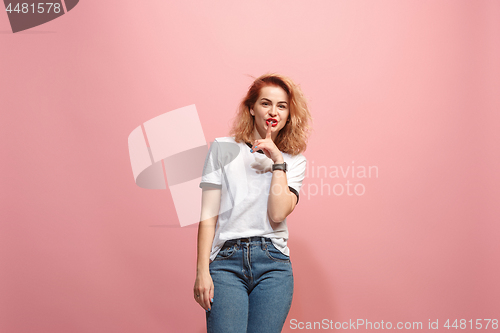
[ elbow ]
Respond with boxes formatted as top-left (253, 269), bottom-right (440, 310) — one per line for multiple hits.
top-left (269, 211), bottom-right (286, 223)
top-left (268, 193), bottom-right (295, 223)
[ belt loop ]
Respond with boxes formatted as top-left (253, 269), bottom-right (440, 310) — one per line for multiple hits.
top-left (261, 237), bottom-right (266, 250)
top-left (237, 239), bottom-right (241, 247)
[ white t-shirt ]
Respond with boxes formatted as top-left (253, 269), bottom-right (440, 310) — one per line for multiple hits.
top-left (199, 136), bottom-right (307, 261)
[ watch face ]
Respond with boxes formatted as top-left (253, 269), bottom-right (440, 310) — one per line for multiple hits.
top-left (273, 162), bottom-right (287, 172)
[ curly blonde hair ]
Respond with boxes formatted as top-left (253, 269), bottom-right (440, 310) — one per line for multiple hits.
top-left (229, 73), bottom-right (313, 155)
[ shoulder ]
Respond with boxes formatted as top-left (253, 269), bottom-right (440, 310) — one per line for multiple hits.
top-left (211, 137), bottom-right (245, 151)
top-left (212, 136), bottom-right (238, 144)
top-left (282, 151), bottom-right (307, 165)
top-left (209, 137), bottom-right (242, 158)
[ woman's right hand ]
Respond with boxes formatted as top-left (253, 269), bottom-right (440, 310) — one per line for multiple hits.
top-left (194, 270), bottom-right (214, 311)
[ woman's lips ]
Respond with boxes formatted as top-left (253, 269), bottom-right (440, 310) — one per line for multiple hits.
top-left (266, 119), bottom-right (278, 127)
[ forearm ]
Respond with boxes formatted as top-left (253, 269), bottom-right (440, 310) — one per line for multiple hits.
top-left (196, 217), bottom-right (217, 273)
top-left (267, 167), bottom-right (295, 223)
top-left (196, 188), bottom-right (220, 273)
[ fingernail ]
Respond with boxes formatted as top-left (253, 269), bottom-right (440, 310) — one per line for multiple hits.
top-left (206, 308), bottom-right (211, 312)
top-left (211, 298), bottom-right (214, 303)
top-left (250, 149), bottom-right (253, 153)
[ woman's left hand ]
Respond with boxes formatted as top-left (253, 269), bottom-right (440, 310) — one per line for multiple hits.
top-left (252, 123), bottom-right (284, 164)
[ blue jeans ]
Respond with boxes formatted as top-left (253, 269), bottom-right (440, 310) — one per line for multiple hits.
top-left (206, 237), bottom-right (294, 333)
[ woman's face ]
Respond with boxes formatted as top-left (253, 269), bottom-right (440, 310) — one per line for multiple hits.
top-left (250, 85), bottom-right (289, 141)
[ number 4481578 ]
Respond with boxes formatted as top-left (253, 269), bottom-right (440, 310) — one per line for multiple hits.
top-left (5, 3), bottom-right (62, 14)
top-left (444, 319), bottom-right (498, 329)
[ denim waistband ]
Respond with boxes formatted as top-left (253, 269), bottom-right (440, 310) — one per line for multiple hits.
top-left (222, 237), bottom-right (271, 248)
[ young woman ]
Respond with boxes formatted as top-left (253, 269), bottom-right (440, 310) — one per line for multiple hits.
top-left (194, 73), bottom-right (312, 333)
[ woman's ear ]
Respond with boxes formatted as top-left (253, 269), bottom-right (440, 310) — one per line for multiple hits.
top-left (250, 108), bottom-right (254, 116)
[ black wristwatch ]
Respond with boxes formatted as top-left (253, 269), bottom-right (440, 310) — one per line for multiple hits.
top-left (272, 161), bottom-right (287, 172)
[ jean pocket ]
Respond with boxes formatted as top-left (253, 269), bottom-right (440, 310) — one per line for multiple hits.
top-left (214, 244), bottom-right (238, 261)
top-left (265, 243), bottom-right (290, 263)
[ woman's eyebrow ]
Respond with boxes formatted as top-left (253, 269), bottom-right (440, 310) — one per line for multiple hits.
top-left (260, 98), bottom-right (288, 104)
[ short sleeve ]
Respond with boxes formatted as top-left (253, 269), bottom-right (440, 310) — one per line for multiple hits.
top-left (199, 139), bottom-right (222, 189)
top-left (287, 155), bottom-right (307, 204)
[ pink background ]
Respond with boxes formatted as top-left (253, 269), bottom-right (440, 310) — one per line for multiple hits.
top-left (1, 1), bottom-right (499, 332)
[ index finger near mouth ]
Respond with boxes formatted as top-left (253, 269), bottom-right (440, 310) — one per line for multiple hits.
top-left (266, 121), bottom-right (273, 138)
